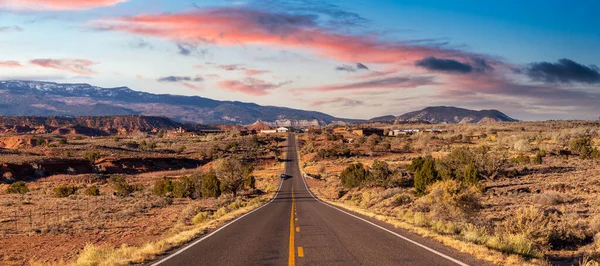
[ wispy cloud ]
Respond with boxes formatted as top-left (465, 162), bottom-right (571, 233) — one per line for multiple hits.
top-left (217, 77), bottom-right (291, 96)
top-left (157, 76), bottom-right (203, 82)
top-left (0, 60), bottom-right (22, 67)
top-left (311, 97), bottom-right (365, 107)
top-left (415, 57), bottom-right (493, 74)
top-left (336, 62), bottom-right (369, 72)
top-left (307, 76), bottom-right (437, 92)
top-left (30, 59), bottom-right (98, 75)
top-left (0, 0), bottom-right (128, 10)
top-left (0, 26), bottom-right (23, 32)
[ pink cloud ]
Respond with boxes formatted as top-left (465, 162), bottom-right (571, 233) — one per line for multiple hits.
top-left (30, 59), bottom-right (98, 75)
top-left (308, 76), bottom-right (437, 92)
top-left (94, 8), bottom-right (480, 64)
top-left (182, 82), bottom-right (203, 91)
top-left (0, 60), bottom-right (22, 67)
top-left (245, 69), bottom-right (270, 76)
top-left (217, 78), bottom-right (290, 96)
top-left (0, 0), bottom-right (128, 10)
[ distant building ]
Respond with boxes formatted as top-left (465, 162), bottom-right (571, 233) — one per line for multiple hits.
top-left (260, 129), bottom-right (277, 134)
top-left (352, 128), bottom-right (384, 136)
top-left (333, 127), bottom-right (349, 134)
top-left (277, 127), bottom-right (289, 133)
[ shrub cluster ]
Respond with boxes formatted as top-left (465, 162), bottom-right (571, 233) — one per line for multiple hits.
top-left (111, 175), bottom-right (134, 197)
top-left (7, 181), bottom-right (29, 194)
top-left (340, 161), bottom-right (408, 189)
top-left (54, 184), bottom-right (78, 198)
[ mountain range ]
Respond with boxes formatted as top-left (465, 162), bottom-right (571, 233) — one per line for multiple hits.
top-left (0, 81), bottom-right (518, 125)
top-left (371, 106), bottom-right (518, 124)
top-left (0, 80), bottom-right (360, 126)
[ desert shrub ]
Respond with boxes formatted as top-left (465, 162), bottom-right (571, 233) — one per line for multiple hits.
top-left (58, 138), bottom-right (68, 145)
top-left (201, 169), bottom-right (221, 198)
top-left (340, 163), bottom-right (368, 188)
top-left (513, 139), bottom-right (531, 152)
top-left (501, 206), bottom-right (552, 247)
top-left (414, 156), bottom-right (438, 195)
top-left (53, 184), bottom-right (78, 198)
top-left (173, 176), bottom-right (198, 198)
top-left (111, 175), bottom-right (133, 197)
top-left (407, 156), bottom-right (426, 173)
top-left (462, 162), bottom-right (480, 185)
top-left (7, 181), bottom-right (29, 194)
top-left (571, 138), bottom-right (595, 159)
top-left (83, 151), bottom-right (102, 163)
top-left (534, 151), bottom-right (543, 164)
top-left (192, 211), bottom-right (212, 225)
top-left (512, 154), bottom-right (530, 165)
top-left (412, 180), bottom-right (480, 222)
top-left (535, 191), bottom-right (566, 205)
top-left (153, 178), bottom-right (174, 196)
top-left (139, 140), bottom-right (158, 151)
top-left (243, 165), bottom-right (255, 190)
top-left (84, 185), bottom-right (100, 196)
top-left (366, 160), bottom-right (396, 188)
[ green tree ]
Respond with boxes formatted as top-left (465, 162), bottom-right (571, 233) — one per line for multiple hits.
top-left (340, 163), bottom-right (368, 188)
top-left (214, 158), bottom-right (245, 197)
top-left (414, 157), bottom-right (438, 195)
top-left (201, 169), bottom-right (221, 198)
top-left (368, 160), bottom-right (393, 187)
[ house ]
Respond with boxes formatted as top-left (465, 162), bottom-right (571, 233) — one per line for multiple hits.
top-left (389, 129), bottom-right (419, 136)
top-left (352, 128), bottom-right (384, 136)
top-left (276, 127), bottom-right (289, 133)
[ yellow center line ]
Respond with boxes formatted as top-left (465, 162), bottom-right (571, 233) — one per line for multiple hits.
top-left (296, 227), bottom-right (300, 233)
top-left (288, 186), bottom-right (295, 266)
top-left (298, 247), bottom-right (304, 257)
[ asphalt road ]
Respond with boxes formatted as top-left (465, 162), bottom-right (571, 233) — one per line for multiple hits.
top-left (152, 134), bottom-right (491, 266)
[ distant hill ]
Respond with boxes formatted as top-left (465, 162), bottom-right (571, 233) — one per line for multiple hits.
top-left (395, 106), bottom-right (518, 124)
top-left (0, 80), bottom-right (363, 126)
top-left (368, 115), bottom-right (397, 122)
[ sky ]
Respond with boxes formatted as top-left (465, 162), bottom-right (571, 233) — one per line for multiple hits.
top-left (0, 0), bottom-right (599, 121)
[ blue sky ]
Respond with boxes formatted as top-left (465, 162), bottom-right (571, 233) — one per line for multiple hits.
top-left (0, 0), bottom-right (599, 120)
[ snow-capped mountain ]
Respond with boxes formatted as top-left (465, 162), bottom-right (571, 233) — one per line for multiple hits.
top-left (0, 80), bottom-right (360, 125)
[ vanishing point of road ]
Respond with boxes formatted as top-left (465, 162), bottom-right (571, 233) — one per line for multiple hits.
top-left (152, 134), bottom-right (491, 266)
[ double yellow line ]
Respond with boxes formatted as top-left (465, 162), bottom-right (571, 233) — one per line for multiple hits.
top-left (289, 186), bottom-right (296, 266)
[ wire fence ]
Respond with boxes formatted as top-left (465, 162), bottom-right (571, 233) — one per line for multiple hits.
top-left (0, 195), bottom-right (121, 235)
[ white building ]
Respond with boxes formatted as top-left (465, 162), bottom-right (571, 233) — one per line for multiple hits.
top-left (276, 127), bottom-right (289, 133)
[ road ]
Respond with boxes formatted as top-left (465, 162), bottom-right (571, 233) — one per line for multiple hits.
top-left (152, 134), bottom-right (491, 266)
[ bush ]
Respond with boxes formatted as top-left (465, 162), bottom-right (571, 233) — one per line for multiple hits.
top-left (173, 175), bottom-right (198, 198)
top-left (367, 160), bottom-right (394, 188)
top-left (58, 138), bottom-right (68, 145)
top-left (193, 212), bottom-right (211, 225)
top-left (85, 185), bottom-right (100, 196)
top-left (83, 151), bottom-right (102, 163)
top-left (570, 138), bottom-right (594, 159)
top-left (201, 169), bottom-right (221, 198)
top-left (414, 157), bottom-right (438, 195)
top-left (214, 158), bottom-right (245, 197)
top-left (340, 163), bottom-right (368, 188)
top-left (153, 178), bottom-right (174, 196)
top-left (111, 175), bottom-right (133, 197)
top-left (463, 162), bottom-right (480, 185)
top-left (7, 181), bottom-right (29, 194)
top-left (534, 152), bottom-right (543, 164)
top-left (413, 179), bottom-right (480, 222)
top-left (53, 184), bottom-right (78, 198)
